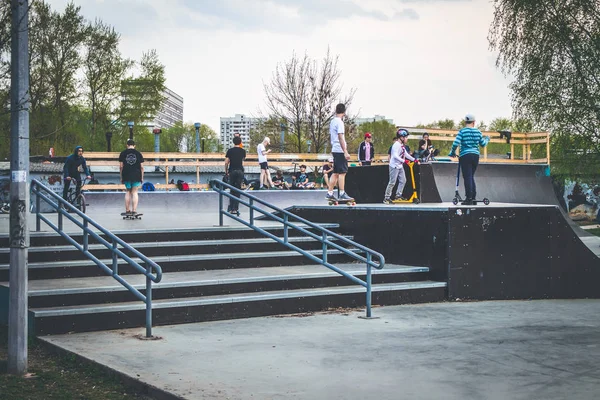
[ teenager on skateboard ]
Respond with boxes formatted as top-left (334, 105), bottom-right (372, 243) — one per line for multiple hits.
top-left (119, 139), bottom-right (144, 217)
top-left (326, 103), bottom-right (354, 203)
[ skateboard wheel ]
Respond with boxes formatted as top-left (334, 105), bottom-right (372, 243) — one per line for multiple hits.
top-left (483, 198), bottom-right (490, 205)
top-left (452, 198), bottom-right (458, 205)
top-left (413, 198), bottom-right (420, 204)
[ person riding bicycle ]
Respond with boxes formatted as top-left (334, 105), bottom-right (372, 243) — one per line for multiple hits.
top-left (63, 145), bottom-right (91, 202)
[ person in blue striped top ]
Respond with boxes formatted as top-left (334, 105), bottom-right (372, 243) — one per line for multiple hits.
top-left (448, 114), bottom-right (490, 205)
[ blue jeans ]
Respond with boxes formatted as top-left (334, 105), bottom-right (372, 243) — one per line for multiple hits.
top-left (460, 153), bottom-right (479, 199)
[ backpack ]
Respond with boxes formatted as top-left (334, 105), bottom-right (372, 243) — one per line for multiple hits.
top-left (142, 182), bottom-right (155, 191)
top-left (177, 179), bottom-right (190, 191)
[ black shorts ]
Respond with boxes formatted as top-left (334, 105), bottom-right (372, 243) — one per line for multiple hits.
top-left (332, 152), bottom-right (348, 174)
top-left (259, 162), bottom-right (268, 170)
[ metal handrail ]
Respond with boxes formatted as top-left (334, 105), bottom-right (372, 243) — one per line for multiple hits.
top-left (210, 179), bottom-right (385, 317)
top-left (30, 179), bottom-right (162, 337)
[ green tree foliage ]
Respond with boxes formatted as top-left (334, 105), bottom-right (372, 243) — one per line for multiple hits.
top-left (0, 1), bottom-right (167, 159)
top-left (347, 120), bottom-right (397, 154)
top-left (83, 19), bottom-right (133, 151)
top-left (159, 122), bottom-right (218, 153)
top-left (249, 117), bottom-right (299, 153)
top-left (489, 0), bottom-right (600, 175)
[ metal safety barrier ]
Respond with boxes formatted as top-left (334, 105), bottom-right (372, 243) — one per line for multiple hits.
top-left (31, 179), bottom-right (162, 337)
top-left (210, 179), bottom-right (385, 317)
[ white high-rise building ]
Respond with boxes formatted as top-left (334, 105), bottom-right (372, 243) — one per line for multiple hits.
top-left (220, 114), bottom-right (262, 149)
top-left (152, 88), bottom-right (183, 129)
top-left (354, 115), bottom-right (394, 126)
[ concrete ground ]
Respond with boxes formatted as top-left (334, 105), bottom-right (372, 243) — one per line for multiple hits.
top-left (40, 300), bottom-right (600, 400)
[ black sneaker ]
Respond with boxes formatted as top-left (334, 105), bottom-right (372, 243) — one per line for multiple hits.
top-left (461, 198), bottom-right (474, 205)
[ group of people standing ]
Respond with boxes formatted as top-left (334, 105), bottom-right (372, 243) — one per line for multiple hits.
top-left (63, 108), bottom-right (488, 216)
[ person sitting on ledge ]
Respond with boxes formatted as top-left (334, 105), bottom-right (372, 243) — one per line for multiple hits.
top-left (292, 164), bottom-right (315, 189)
top-left (272, 170), bottom-right (290, 190)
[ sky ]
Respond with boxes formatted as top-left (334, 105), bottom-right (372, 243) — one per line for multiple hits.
top-left (49, 0), bottom-right (513, 131)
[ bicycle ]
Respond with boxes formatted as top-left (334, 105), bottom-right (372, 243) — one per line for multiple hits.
top-left (63, 178), bottom-right (88, 213)
top-left (0, 178), bottom-right (9, 214)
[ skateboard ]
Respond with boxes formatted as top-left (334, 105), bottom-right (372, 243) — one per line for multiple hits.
top-left (121, 212), bottom-right (143, 220)
top-left (328, 198), bottom-right (356, 206)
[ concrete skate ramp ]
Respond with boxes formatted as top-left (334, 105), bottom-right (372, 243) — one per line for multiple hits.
top-left (427, 162), bottom-right (555, 204)
top-left (85, 189), bottom-right (327, 215)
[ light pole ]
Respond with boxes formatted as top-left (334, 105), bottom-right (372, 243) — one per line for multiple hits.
top-left (194, 122), bottom-right (201, 153)
top-left (105, 131), bottom-right (113, 152)
top-left (201, 137), bottom-right (206, 153)
top-left (127, 121), bottom-right (134, 140)
top-left (153, 128), bottom-right (161, 172)
top-left (280, 123), bottom-right (285, 153)
top-left (307, 140), bottom-right (312, 153)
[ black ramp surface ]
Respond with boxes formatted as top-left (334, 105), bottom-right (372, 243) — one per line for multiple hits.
top-left (429, 162), bottom-right (555, 204)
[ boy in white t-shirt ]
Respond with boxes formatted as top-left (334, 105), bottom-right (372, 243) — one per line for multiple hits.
top-left (326, 103), bottom-right (353, 202)
top-left (257, 136), bottom-right (273, 189)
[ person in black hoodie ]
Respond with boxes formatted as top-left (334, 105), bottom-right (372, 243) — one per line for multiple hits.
top-left (62, 146), bottom-right (91, 202)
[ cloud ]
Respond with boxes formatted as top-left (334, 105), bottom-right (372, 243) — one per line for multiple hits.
top-left (393, 9), bottom-right (420, 20)
top-left (176, 0), bottom-right (393, 34)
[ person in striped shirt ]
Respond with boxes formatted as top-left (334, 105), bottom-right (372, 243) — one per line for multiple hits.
top-left (449, 114), bottom-right (490, 205)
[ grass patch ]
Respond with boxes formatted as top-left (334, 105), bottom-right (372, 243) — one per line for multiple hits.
top-left (585, 228), bottom-right (600, 237)
top-left (0, 325), bottom-right (153, 400)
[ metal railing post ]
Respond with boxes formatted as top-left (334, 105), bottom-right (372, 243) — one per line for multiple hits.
top-left (35, 185), bottom-right (40, 232)
top-left (146, 263), bottom-right (153, 338)
top-left (83, 219), bottom-right (89, 252)
top-left (112, 240), bottom-right (118, 276)
top-left (249, 199), bottom-right (254, 225)
top-left (366, 253), bottom-right (372, 318)
top-left (58, 206), bottom-right (63, 231)
top-left (322, 231), bottom-right (328, 264)
top-left (283, 214), bottom-right (288, 243)
top-left (218, 186), bottom-right (223, 226)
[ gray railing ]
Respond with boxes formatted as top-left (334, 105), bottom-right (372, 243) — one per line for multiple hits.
top-left (210, 179), bottom-right (385, 317)
top-left (30, 179), bottom-right (162, 337)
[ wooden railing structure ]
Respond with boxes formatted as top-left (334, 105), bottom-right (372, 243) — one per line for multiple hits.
top-left (402, 127), bottom-right (551, 164)
top-left (82, 129), bottom-right (549, 191)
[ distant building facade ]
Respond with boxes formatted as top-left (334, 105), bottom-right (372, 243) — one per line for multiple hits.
top-left (152, 88), bottom-right (184, 129)
top-left (354, 115), bottom-right (394, 126)
top-left (121, 83), bottom-right (183, 130)
top-left (220, 114), bottom-right (262, 149)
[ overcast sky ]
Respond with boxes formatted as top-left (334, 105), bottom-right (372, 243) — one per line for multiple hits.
top-left (49, 0), bottom-right (513, 131)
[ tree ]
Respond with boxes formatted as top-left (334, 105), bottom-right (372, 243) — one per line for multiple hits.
top-left (263, 52), bottom-right (310, 152)
top-left (118, 49), bottom-right (166, 148)
top-left (488, 117), bottom-right (512, 132)
top-left (249, 117), bottom-right (297, 153)
top-left (262, 50), bottom-right (355, 153)
top-left (349, 120), bottom-right (396, 154)
top-left (82, 19), bottom-right (132, 150)
top-left (307, 49), bottom-right (356, 153)
top-left (489, 0), bottom-right (600, 171)
top-left (160, 122), bottom-right (218, 153)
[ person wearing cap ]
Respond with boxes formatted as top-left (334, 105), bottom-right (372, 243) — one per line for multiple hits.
top-left (257, 136), bottom-right (273, 189)
top-left (322, 157), bottom-right (334, 188)
top-left (62, 145), bottom-right (91, 203)
top-left (448, 114), bottom-right (490, 205)
top-left (383, 129), bottom-right (418, 204)
top-left (327, 103), bottom-right (354, 202)
top-left (119, 139), bottom-right (145, 215)
top-left (358, 132), bottom-right (375, 166)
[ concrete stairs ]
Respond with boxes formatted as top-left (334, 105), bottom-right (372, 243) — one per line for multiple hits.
top-left (0, 224), bottom-right (447, 335)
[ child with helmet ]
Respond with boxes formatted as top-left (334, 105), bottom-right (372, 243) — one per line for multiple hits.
top-left (383, 129), bottom-right (418, 204)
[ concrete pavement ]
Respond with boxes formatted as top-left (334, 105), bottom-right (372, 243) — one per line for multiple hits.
top-left (40, 300), bottom-right (600, 400)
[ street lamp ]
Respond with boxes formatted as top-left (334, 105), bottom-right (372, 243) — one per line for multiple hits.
top-left (307, 140), bottom-right (312, 153)
top-left (280, 123), bottom-right (285, 153)
top-left (153, 128), bottom-right (161, 171)
top-left (201, 138), bottom-right (206, 153)
top-left (127, 121), bottom-right (134, 140)
top-left (194, 122), bottom-right (201, 153)
top-left (105, 131), bottom-right (113, 152)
